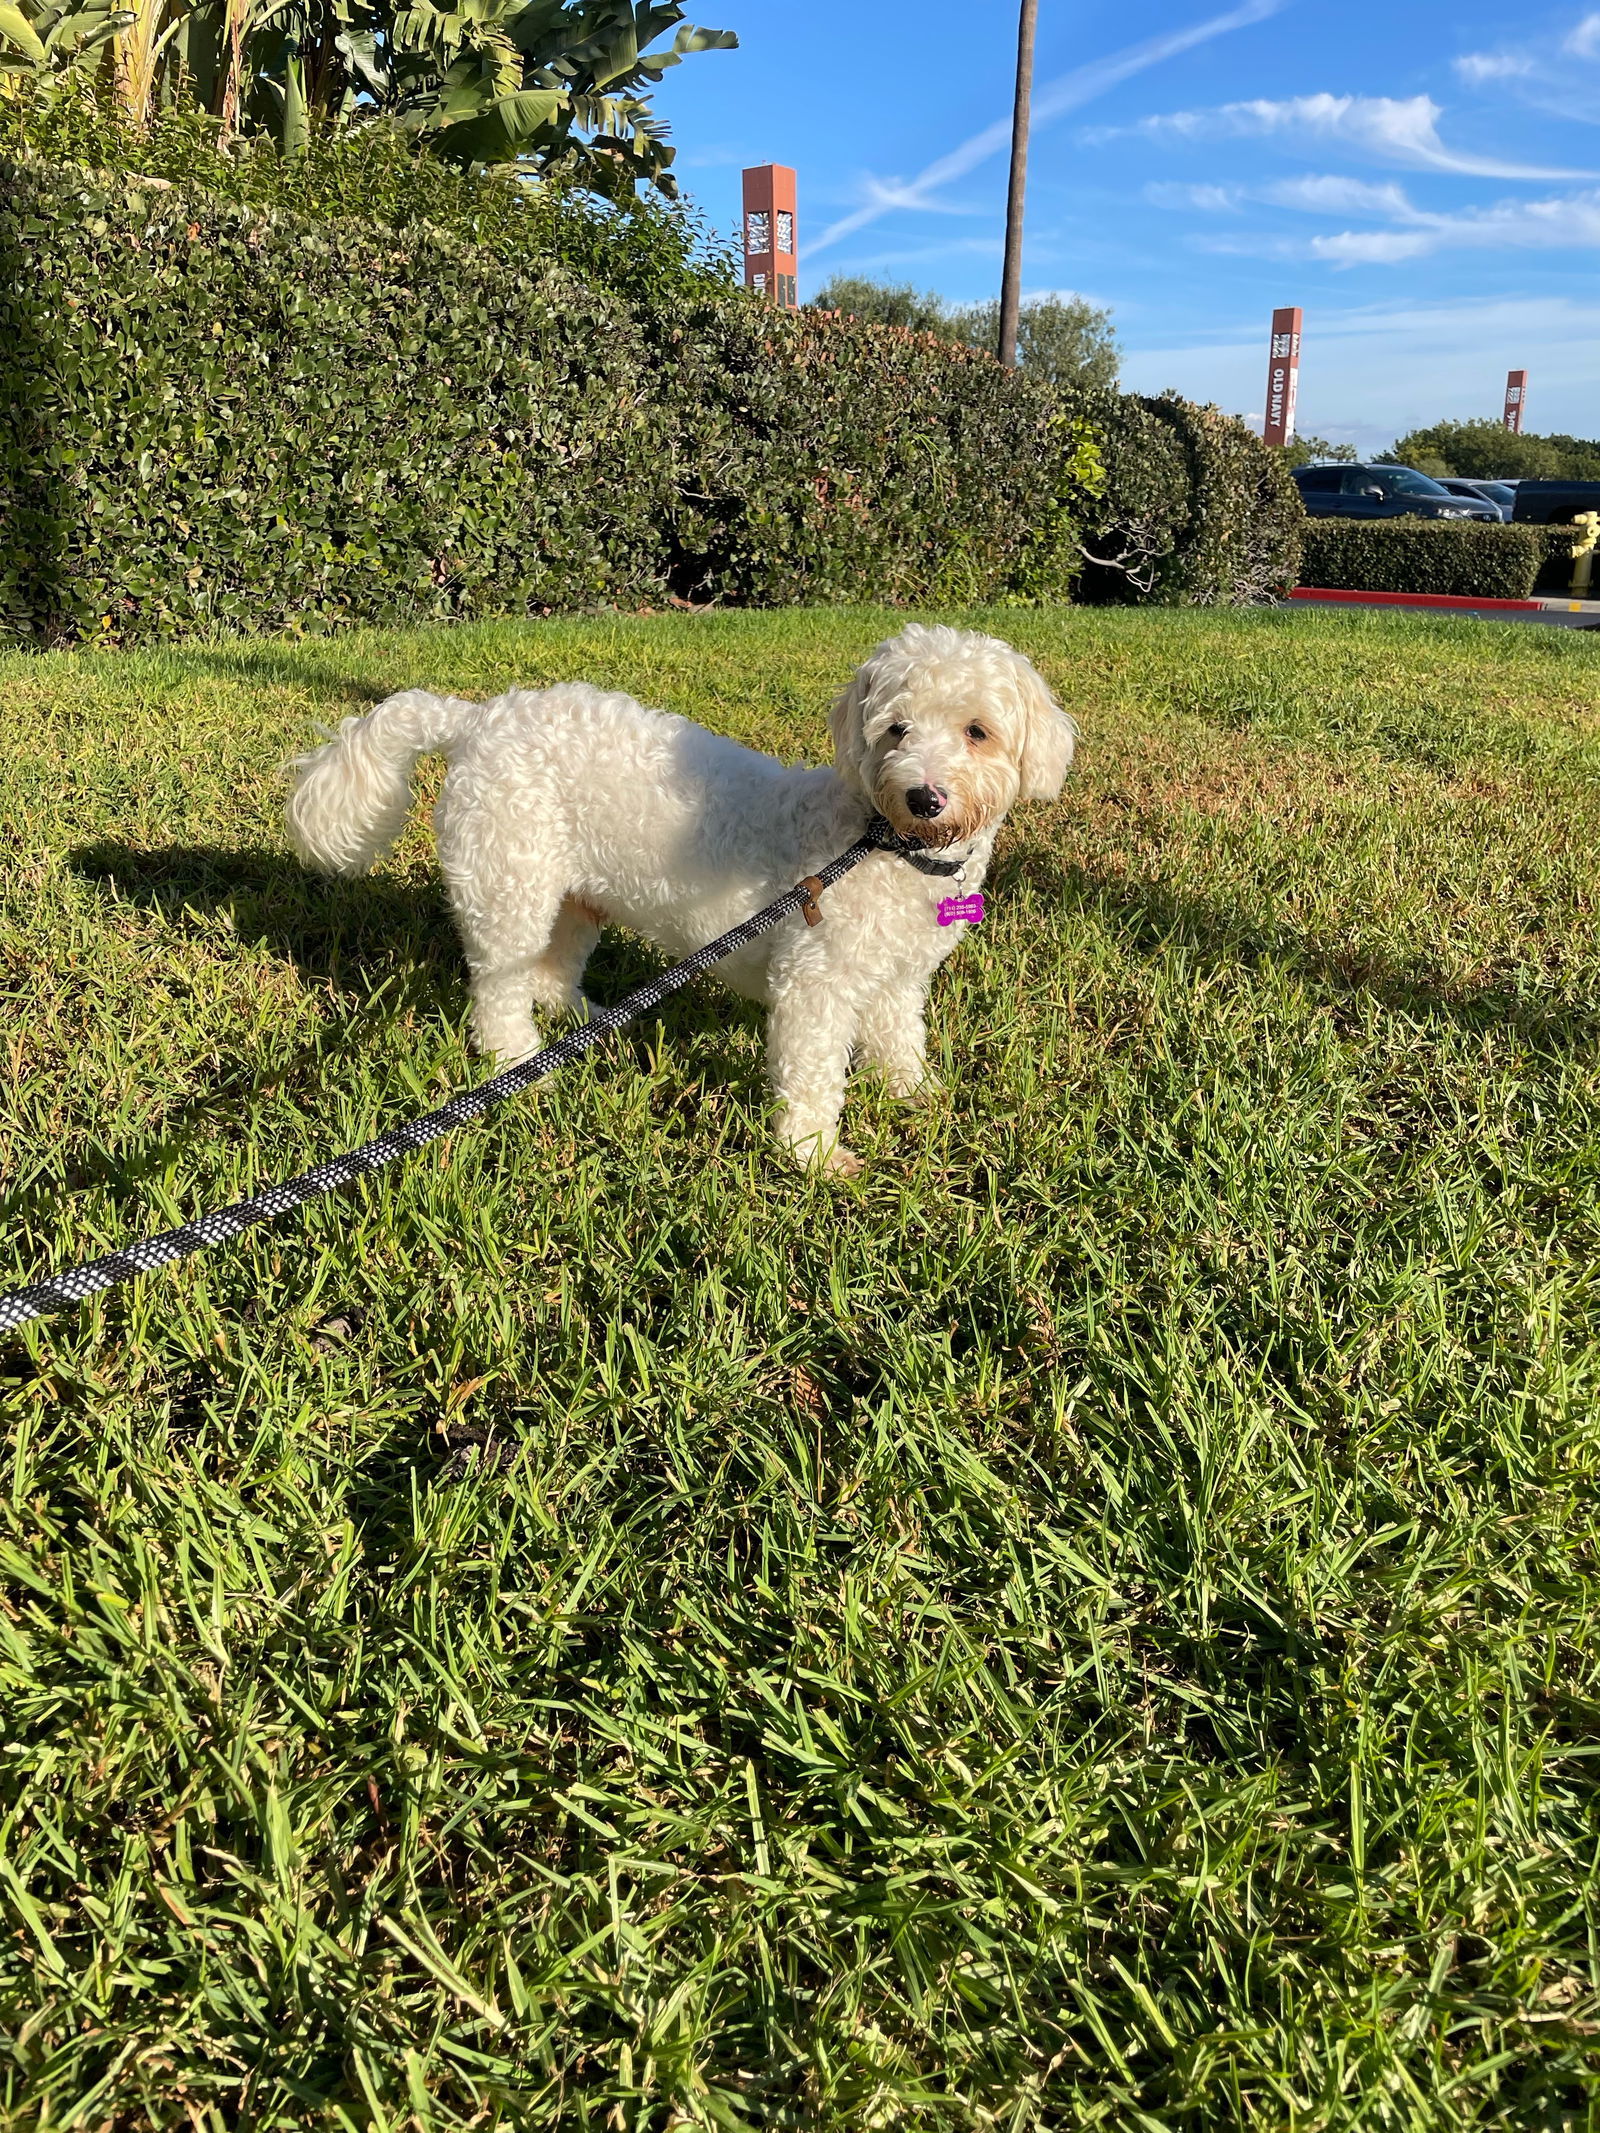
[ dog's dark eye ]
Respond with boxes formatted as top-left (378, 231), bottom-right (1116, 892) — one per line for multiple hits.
top-left (886, 722), bottom-right (908, 741)
top-left (965, 723), bottom-right (989, 743)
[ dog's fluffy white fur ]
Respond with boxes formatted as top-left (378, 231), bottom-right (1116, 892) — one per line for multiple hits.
top-left (286, 622), bottom-right (1073, 1171)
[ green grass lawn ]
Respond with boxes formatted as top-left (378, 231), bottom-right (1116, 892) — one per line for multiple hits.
top-left (5, 604), bottom-right (1600, 2129)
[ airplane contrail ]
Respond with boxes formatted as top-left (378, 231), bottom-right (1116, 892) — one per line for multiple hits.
top-left (808, 0), bottom-right (1289, 258)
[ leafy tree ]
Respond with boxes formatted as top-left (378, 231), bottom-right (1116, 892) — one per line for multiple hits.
top-left (946, 293), bottom-right (1119, 393)
top-left (809, 277), bottom-right (1120, 392)
top-left (1537, 435), bottom-right (1600, 479)
top-left (0, 0), bottom-right (736, 188)
top-left (378, 0), bottom-right (737, 186)
top-left (1386, 420), bottom-right (1600, 482)
top-left (809, 276), bottom-right (952, 336)
top-left (1278, 433), bottom-right (1357, 468)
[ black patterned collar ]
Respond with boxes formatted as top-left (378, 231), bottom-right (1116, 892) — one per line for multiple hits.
top-left (864, 814), bottom-right (969, 878)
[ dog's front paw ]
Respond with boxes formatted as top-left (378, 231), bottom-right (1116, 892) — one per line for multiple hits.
top-left (777, 1113), bottom-right (862, 1178)
top-left (880, 1062), bottom-right (931, 1102)
top-left (531, 984), bottom-right (597, 1023)
top-left (475, 1017), bottom-right (542, 1065)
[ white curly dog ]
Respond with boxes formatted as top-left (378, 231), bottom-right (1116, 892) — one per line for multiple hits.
top-left (286, 622), bottom-right (1073, 1173)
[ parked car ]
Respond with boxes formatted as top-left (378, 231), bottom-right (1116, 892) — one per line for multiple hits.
top-left (1510, 479), bottom-right (1600, 525)
top-left (1434, 477), bottom-right (1517, 521)
top-left (1291, 463), bottom-right (1500, 521)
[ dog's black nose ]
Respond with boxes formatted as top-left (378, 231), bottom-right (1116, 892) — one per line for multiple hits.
top-left (905, 784), bottom-right (948, 819)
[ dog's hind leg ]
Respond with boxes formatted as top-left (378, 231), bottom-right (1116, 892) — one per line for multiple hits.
top-left (456, 898), bottom-right (601, 1062)
top-left (464, 936), bottom-right (560, 1064)
top-left (526, 897), bottom-right (603, 1020)
top-left (434, 765), bottom-right (594, 1062)
top-left (439, 841), bottom-right (569, 1064)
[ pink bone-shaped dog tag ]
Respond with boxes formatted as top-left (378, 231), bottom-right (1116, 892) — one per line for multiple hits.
top-left (937, 893), bottom-right (986, 927)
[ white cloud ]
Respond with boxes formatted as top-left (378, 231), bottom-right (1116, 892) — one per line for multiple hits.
top-left (1453, 52), bottom-right (1535, 84)
top-left (1310, 188), bottom-right (1600, 262)
top-left (1149, 167), bottom-right (1588, 237)
top-left (807, 0), bottom-right (1288, 258)
top-left (1186, 184), bottom-right (1600, 265)
top-left (1307, 230), bottom-right (1435, 264)
top-left (1097, 92), bottom-right (1593, 179)
top-left (1446, 16), bottom-right (1600, 124)
top-left (858, 177), bottom-right (984, 217)
top-left (1145, 174), bottom-right (1418, 217)
top-left (1260, 175), bottom-right (1418, 215)
top-left (1157, 168), bottom-right (1600, 267)
top-left (1144, 181), bottom-right (1246, 211)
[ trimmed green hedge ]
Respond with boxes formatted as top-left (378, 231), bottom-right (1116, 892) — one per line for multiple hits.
top-left (2, 150), bottom-right (1303, 646)
top-left (1144, 394), bottom-right (1304, 605)
top-left (1073, 390), bottom-right (1302, 606)
top-left (1073, 392), bottom-right (1190, 604)
top-left (1, 157), bottom-right (1102, 645)
top-left (657, 307), bottom-right (1100, 608)
top-left (0, 92), bottom-right (738, 305)
top-left (2, 163), bottom-right (670, 641)
top-left (1298, 518), bottom-right (1549, 600)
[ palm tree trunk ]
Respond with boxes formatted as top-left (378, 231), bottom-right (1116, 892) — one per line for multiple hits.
top-left (998, 0), bottom-right (1038, 368)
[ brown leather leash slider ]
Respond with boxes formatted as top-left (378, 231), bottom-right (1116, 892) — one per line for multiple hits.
top-left (799, 876), bottom-right (826, 926)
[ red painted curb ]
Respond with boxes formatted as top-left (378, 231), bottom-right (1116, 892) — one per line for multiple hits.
top-left (1290, 587), bottom-right (1541, 612)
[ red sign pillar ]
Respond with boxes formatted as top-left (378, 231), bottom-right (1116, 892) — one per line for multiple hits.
top-left (1262, 307), bottom-right (1303, 449)
top-left (1503, 369), bottom-right (1528, 433)
top-left (742, 165), bottom-right (798, 309)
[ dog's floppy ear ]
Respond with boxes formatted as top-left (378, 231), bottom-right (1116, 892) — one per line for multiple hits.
top-left (1013, 660), bottom-right (1076, 801)
top-left (828, 670), bottom-right (872, 796)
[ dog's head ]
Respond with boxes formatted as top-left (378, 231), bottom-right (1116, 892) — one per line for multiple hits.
top-left (828, 623), bottom-right (1074, 846)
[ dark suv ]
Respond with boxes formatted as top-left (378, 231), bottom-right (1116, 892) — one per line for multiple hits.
top-left (1292, 463), bottom-right (1500, 522)
top-left (1510, 479), bottom-right (1600, 525)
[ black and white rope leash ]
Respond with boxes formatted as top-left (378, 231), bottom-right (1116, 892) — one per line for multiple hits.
top-left (0, 817), bottom-right (963, 1336)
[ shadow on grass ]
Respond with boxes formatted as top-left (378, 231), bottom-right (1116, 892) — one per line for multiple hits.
top-left (155, 624), bottom-right (602, 708)
top-left (59, 835), bottom-right (765, 1140)
top-left (4, 844), bottom-right (770, 1385)
top-left (0, 839), bottom-right (769, 1304)
top-left (0, 844), bottom-right (457, 1227)
top-left (1003, 844), bottom-right (1600, 1052)
top-left (156, 642), bottom-right (399, 708)
top-left (68, 839), bottom-right (762, 1033)
top-left (70, 839), bottom-right (459, 990)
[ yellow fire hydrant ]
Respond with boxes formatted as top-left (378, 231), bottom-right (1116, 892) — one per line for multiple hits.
top-left (1570, 512), bottom-right (1600, 599)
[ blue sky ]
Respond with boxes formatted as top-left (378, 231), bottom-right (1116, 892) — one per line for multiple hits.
top-left (652, 1), bottom-right (1599, 449)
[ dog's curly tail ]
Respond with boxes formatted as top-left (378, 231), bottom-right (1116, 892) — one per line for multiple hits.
top-left (286, 689), bottom-right (479, 878)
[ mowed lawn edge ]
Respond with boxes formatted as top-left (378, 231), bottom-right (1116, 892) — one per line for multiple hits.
top-left (4, 604), bottom-right (1600, 2129)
